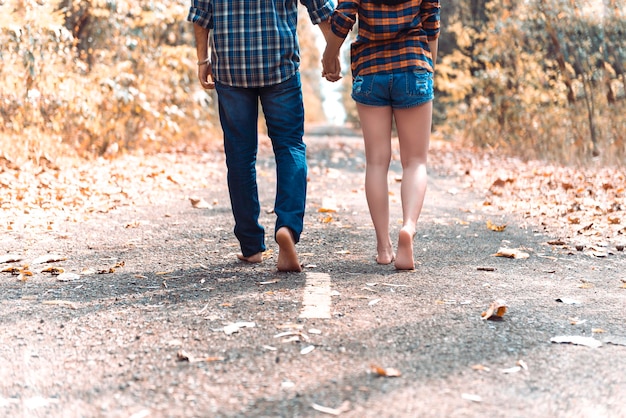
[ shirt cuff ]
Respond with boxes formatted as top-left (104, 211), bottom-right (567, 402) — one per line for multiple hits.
top-left (187, 7), bottom-right (213, 29)
top-left (307, 1), bottom-right (335, 25)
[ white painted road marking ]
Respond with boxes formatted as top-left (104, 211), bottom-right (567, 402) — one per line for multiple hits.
top-left (299, 272), bottom-right (332, 319)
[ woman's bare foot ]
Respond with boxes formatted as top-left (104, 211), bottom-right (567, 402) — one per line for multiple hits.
top-left (237, 252), bottom-right (263, 263)
top-left (276, 227), bottom-right (302, 272)
top-left (376, 248), bottom-right (395, 265)
top-left (394, 228), bottom-right (415, 270)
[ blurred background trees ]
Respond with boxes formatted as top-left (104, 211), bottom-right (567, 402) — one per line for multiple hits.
top-left (1, 0), bottom-right (624, 165)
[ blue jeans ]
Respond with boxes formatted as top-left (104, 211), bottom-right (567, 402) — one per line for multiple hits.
top-left (351, 69), bottom-right (434, 108)
top-left (215, 73), bottom-right (307, 257)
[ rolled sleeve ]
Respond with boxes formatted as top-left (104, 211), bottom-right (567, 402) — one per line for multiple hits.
top-left (301, 0), bottom-right (335, 25)
top-left (187, 1), bottom-right (213, 29)
top-left (421, 0), bottom-right (440, 41)
top-left (329, 1), bottom-right (357, 39)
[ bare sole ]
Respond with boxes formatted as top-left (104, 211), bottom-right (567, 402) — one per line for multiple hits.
top-left (394, 229), bottom-right (415, 270)
top-left (276, 227), bottom-right (302, 272)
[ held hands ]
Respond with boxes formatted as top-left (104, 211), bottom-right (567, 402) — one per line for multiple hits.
top-left (321, 47), bottom-right (341, 82)
top-left (197, 61), bottom-right (215, 90)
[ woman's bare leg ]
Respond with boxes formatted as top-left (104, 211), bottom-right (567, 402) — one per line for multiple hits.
top-left (356, 103), bottom-right (395, 264)
top-left (393, 101), bottom-right (432, 270)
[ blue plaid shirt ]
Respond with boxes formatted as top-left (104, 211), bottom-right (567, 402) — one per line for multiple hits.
top-left (188, 0), bottom-right (334, 88)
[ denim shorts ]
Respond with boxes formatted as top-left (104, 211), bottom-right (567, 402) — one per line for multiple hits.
top-left (351, 69), bottom-right (434, 108)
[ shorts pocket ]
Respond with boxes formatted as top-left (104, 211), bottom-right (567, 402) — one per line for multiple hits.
top-left (406, 69), bottom-right (433, 97)
top-left (352, 75), bottom-right (374, 97)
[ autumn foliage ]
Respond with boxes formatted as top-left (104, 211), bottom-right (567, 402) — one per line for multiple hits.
top-left (0, 0), bottom-right (624, 166)
top-left (436, 0), bottom-right (625, 164)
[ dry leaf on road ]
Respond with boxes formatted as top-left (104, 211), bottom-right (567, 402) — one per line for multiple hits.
top-left (493, 248), bottom-right (530, 259)
top-left (486, 220), bottom-right (507, 231)
top-left (550, 335), bottom-right (602, 348)
top-left (189, 196), bottom-right (211, 209)
top-left (311, 401), bottom-right (351, 416)
top-left (223, 321), bottom-right (256, 335)
top-left (481, 299), bottom-right (507, 320)
top-left (32, 254), bottom-right (67, 264)
top-left (370, 364), bottom-right (402, 377)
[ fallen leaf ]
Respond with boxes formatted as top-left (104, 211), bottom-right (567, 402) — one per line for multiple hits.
top-left (603, 336), bottom-right (626, 346)
top-left (189, 196), bottom-right (211, 209)
top-left (41, 266), bottom-right (65, 275)
top-left (176, 350), bottom-right (193, 362)
top-left (257, 279), bottom-right (280, 285)
top-left (0, 254), bottom-right (22, 264)
top-left (320, 214), bottom-right (333, 223)
top-left (57, 272), bottom-right (80, 282)
top-left (486, 220), bottom-right (507, 232)
top-left (607, 215), bottom-right (621, 225)
top-left (42, 300), bottom-right (78, 310)
top-left (547, 239), bottom-right (567, 245)
top-left (368, 298), bottom-right (381, 306)
top-left (550, 335), bottom-right (602, 348)
top-left (176, 350), bottom-right (224, 363)
top-left (300, 345), bottom-right (315, 355)
top-left (311, 401), bottom-right (351, 416)
top-left (501, 366), bottom-right (522, 374)
top-left (481, 299), bottom-right (507, 320)
top-left (568, 216), bottom-right (581, 224)
top-left (32, 254), bottom-right (67, 264)
top-left (493, 248), bottom-right (529, 259)
top-left (370, 364), bottom-right (402, 377)
top-left (555, 298), bottom-right (581, 304)
top-left (461, 393), bottom-right (483, 403)
top-left (223, 321), bottom-right (255, 335)
top-left (318, 197), bottom-right (338, 213)
top-left (471, 364), bottom-right (490, 372)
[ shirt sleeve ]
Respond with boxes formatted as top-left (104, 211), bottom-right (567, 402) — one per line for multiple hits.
top-left (420, 0), bottom-right (440, 41)
top-left (330, 1), bottom-right (358, 39)
top-left (187, 0), bottom-right (213, 29)
top-left (301, 0), bottom-right (335, 25)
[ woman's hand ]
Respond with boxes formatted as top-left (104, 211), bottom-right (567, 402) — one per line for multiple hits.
top-left (321, 48), bottom-right (342, 82)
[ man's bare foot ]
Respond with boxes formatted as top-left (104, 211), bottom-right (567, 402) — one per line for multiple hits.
top-left (276, 227), bottom-right (302, 272)
top-left (237, 252), bottom-right (263, 263)
top-left (394, 228), bottom-right (415, 270)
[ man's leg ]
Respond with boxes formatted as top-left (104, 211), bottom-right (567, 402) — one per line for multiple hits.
top-left (215, 82), bottom-right (265, 260)
top-left (260, 73), bottom-right (306, 272)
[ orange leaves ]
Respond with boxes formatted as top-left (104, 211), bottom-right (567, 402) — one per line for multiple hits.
top-left (481, 299), bottom-right (508, 320)
top-left (370, 364), bottom-right (402, 377)
top-left (471, 159), bottom-right (625, 253)
top-left (486, 219), bottom-right (507, 232)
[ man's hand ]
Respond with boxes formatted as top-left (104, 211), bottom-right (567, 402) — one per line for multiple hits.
top-left (198, 62), bottom-right (215, 90)
top-left (321, 48), bottom-right (341, 82)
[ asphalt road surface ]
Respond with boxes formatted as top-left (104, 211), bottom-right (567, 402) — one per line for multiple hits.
top-left (1, 133), bottom-right (625, 417)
